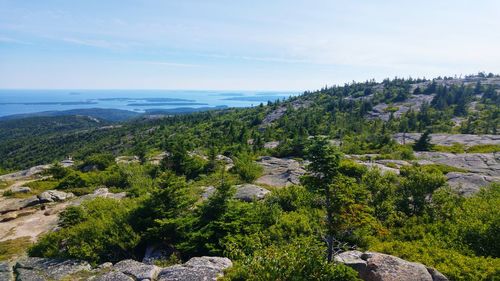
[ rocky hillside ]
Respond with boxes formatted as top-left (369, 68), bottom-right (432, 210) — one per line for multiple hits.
top-left (0, 73), bottom-right (498, 281)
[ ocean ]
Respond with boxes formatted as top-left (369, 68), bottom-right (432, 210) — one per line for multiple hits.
top-left (0, 89), bottom-right (298, 117)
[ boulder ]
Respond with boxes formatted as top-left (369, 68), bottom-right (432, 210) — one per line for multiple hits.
top-left (94, 271), bottom-right (134, 281)
top-left (234, 184), bottom-right (270, 202)
top-left (0, 196), bottom-right (39, 214)
top-left (200, 185), bottom-right (270, 202)
top-left (71, 188), bottom-right (126, 205)
top-left (446, 172), bottom-right (498, 195)
top-left (200, 186), bottom-right (216, 200)
top-left (255, 156), bottom-right (306, 187)
top-left (394, 133), bottom-right (500, 147)
top-left (335, 251), bottom-right (448, 281)
top-left (0, 261), bottom-right (14, 281)
top-left (9, 186), bottom-right (31, 194)
top-left (157, 256), bottom-right (232, 281)
top-left (37, 190), bottom-right (74, 203)
top-left (113, 259), bottom-right (160, 280)
top-left (415, 152), bottom-right (499, 177)
top-left (15, 257), bottom-right (91, 280)
top-left (264, 141), bottom-right (280, 149)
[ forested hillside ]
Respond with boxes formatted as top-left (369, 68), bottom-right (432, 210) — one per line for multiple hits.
top-left (0, 73), bottom-right (499, 280)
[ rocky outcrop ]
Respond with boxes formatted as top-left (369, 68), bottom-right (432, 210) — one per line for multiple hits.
top-left (233, 184), bottom-right (270, 202)
top-left (37, 190), bottom-right (74, 203)
top-left (0, 197), bottom-right (39, 214)
top-left (95, 271), bottom-right (134, 281)
top-left (263, 141), bottom-right (280, 149)
top-left (71, 187), bottom-right (127, 205)
top-left (368, 94), bottom-right (434, 121)
top-left (157, 256), bottom-right (232, 281)
top-left (15, 257), bottom-right (91, 281)
top-left (415, 152), bottom-right (499, 177)
top-left (9, 186), bottom-right (31, 194)
top-left (0, 160), bottom-right (74, 182)
top-left (255, 156), bottom-right (306, 187)
top-left (115, 155), bottom-right (140, 164)
top-left (0, 261), bottom-right (14, 281)
top-left (0, 165), bottom-right (50, 182)
top-left (112, 259), bottom-right (161, 280)
top-left (394, 133), bottom-right (500, 147)
top-left (335, 251), bottom-right (448, 281)
top-left (201, 184), bottom-right (270, 202)
top-left (446, 172), bottom-right (498, 196)
top-left (260, 100), bottom-right (310, 128)
top-left (1, 256), bottom-right (232, 281)
top-left (0, 190), bottom-right (74, 215)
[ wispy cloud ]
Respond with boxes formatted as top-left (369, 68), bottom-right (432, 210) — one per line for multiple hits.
top-left (134, 60), bottom-right (201, 68)
top-left (61, 37), bottom-right (137, 50)
top-left (0, 36), bottom-right (31, 45)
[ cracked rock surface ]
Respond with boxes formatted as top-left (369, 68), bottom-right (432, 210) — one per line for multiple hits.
top-left (335, 251), bottom-right (449, 281)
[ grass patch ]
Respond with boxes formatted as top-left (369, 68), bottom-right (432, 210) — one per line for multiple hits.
top-left (0, 237), bottom-right (32, 260)
top-left (0, 180), bottom-right (10, 190)
top-left (370, 240), bottom-right (500, 281)
top-left (4, 179), bottom-right (60, 198)
top-left (467, 144), bottom-right (500, 153)
top-left (419, 163), bottom-right (467, 174)
top-left (432, 143), bottom-right (466, 153)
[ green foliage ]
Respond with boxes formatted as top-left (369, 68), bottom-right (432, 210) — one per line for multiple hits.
top-left (133, 172), bottom-right (196, 247)
top-left (46, 163), bottom-right (69, 179)
top-left (432, 143), bottom-right (466, 153)
top-left (58, 206), bottom-right (88, 228)
top-left (79, 153), bottom-right (114, 171)
top-left (230, 153), bottom-right (263, 183)
top-left (466, 144), bottom-right (500, 153)
top-left (398, 165), bottom-right (446, 216)
top-left (29, 198), bottom-right (139, 265)
top-left (371, 240), bottom-right (500, 281)
top-left (413, 130), bottom-right (433, 151)
top-left (222, 238), bottom-right (360, 281)
top-left (57, 171), bottom-right (89, 190)
top-left (0, 237), bottom-right (32, 261)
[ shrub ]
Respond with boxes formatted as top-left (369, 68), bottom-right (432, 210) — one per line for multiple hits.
top-left (79, 153), bottom-right (114, 171)
top-left (29, 198), bottom-right (139, 265)
top-left (231, 153), bottom-right (263, 183)
top-left (467, 144), bottom-right (500, 153)
top-left (371, 240), bottom-right (500, 281)
top-left (222, 237), bottom-right (360, 281)
top-left (57, 171), bottom-right (89, 190)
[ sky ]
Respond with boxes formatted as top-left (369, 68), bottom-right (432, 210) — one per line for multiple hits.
top-left (0, 0), bottom-right (499, 91)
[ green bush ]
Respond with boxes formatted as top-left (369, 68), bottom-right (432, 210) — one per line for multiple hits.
top-left (79, 153), bottom-right (115, 171)
top-left (371, 240), bottom-right (500, 281)
top-left (57, 171), bottom-right (89, 190)
top-left (29, 198), bottom-right (139, 265)
top-left (222, 237), bottom-right (360, 281)
top-left (231, 153), bottom-right (263, 183)
top-left (432, 143), bottom-right (466, 153)
top-left (467, 144), bottom-right (500, 153)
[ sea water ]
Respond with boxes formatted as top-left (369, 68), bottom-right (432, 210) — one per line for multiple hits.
top-left (0, 89), bottom-right (298, 117)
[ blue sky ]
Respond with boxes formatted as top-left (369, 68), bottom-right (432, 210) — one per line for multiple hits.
top-left (0, 0), bottom-right (499, 90)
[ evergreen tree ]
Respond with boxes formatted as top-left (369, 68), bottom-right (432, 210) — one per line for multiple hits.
top-left (413, 130), bottom-right (433, 151)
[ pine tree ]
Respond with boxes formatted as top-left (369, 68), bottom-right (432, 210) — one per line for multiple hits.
top-left (413, 130), bottom-right (433, 151)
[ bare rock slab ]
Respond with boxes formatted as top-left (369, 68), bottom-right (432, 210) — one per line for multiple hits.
top-left (94, 271), bottom-right (135, 281)
top-left (335, 251), bottom-right (448, 281)
top-left (15, 257), bottom-right (91, 280)
top-left (446, 172), bottom-right (498, 195)
top-left (255, 156), bottom-right (306, 187)
top-left (157, 256), bottom-right (232, 281)
top-left (234, 184), bottom-right (270, 202)
top-left (113, 259), bottom-right (160, 280)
